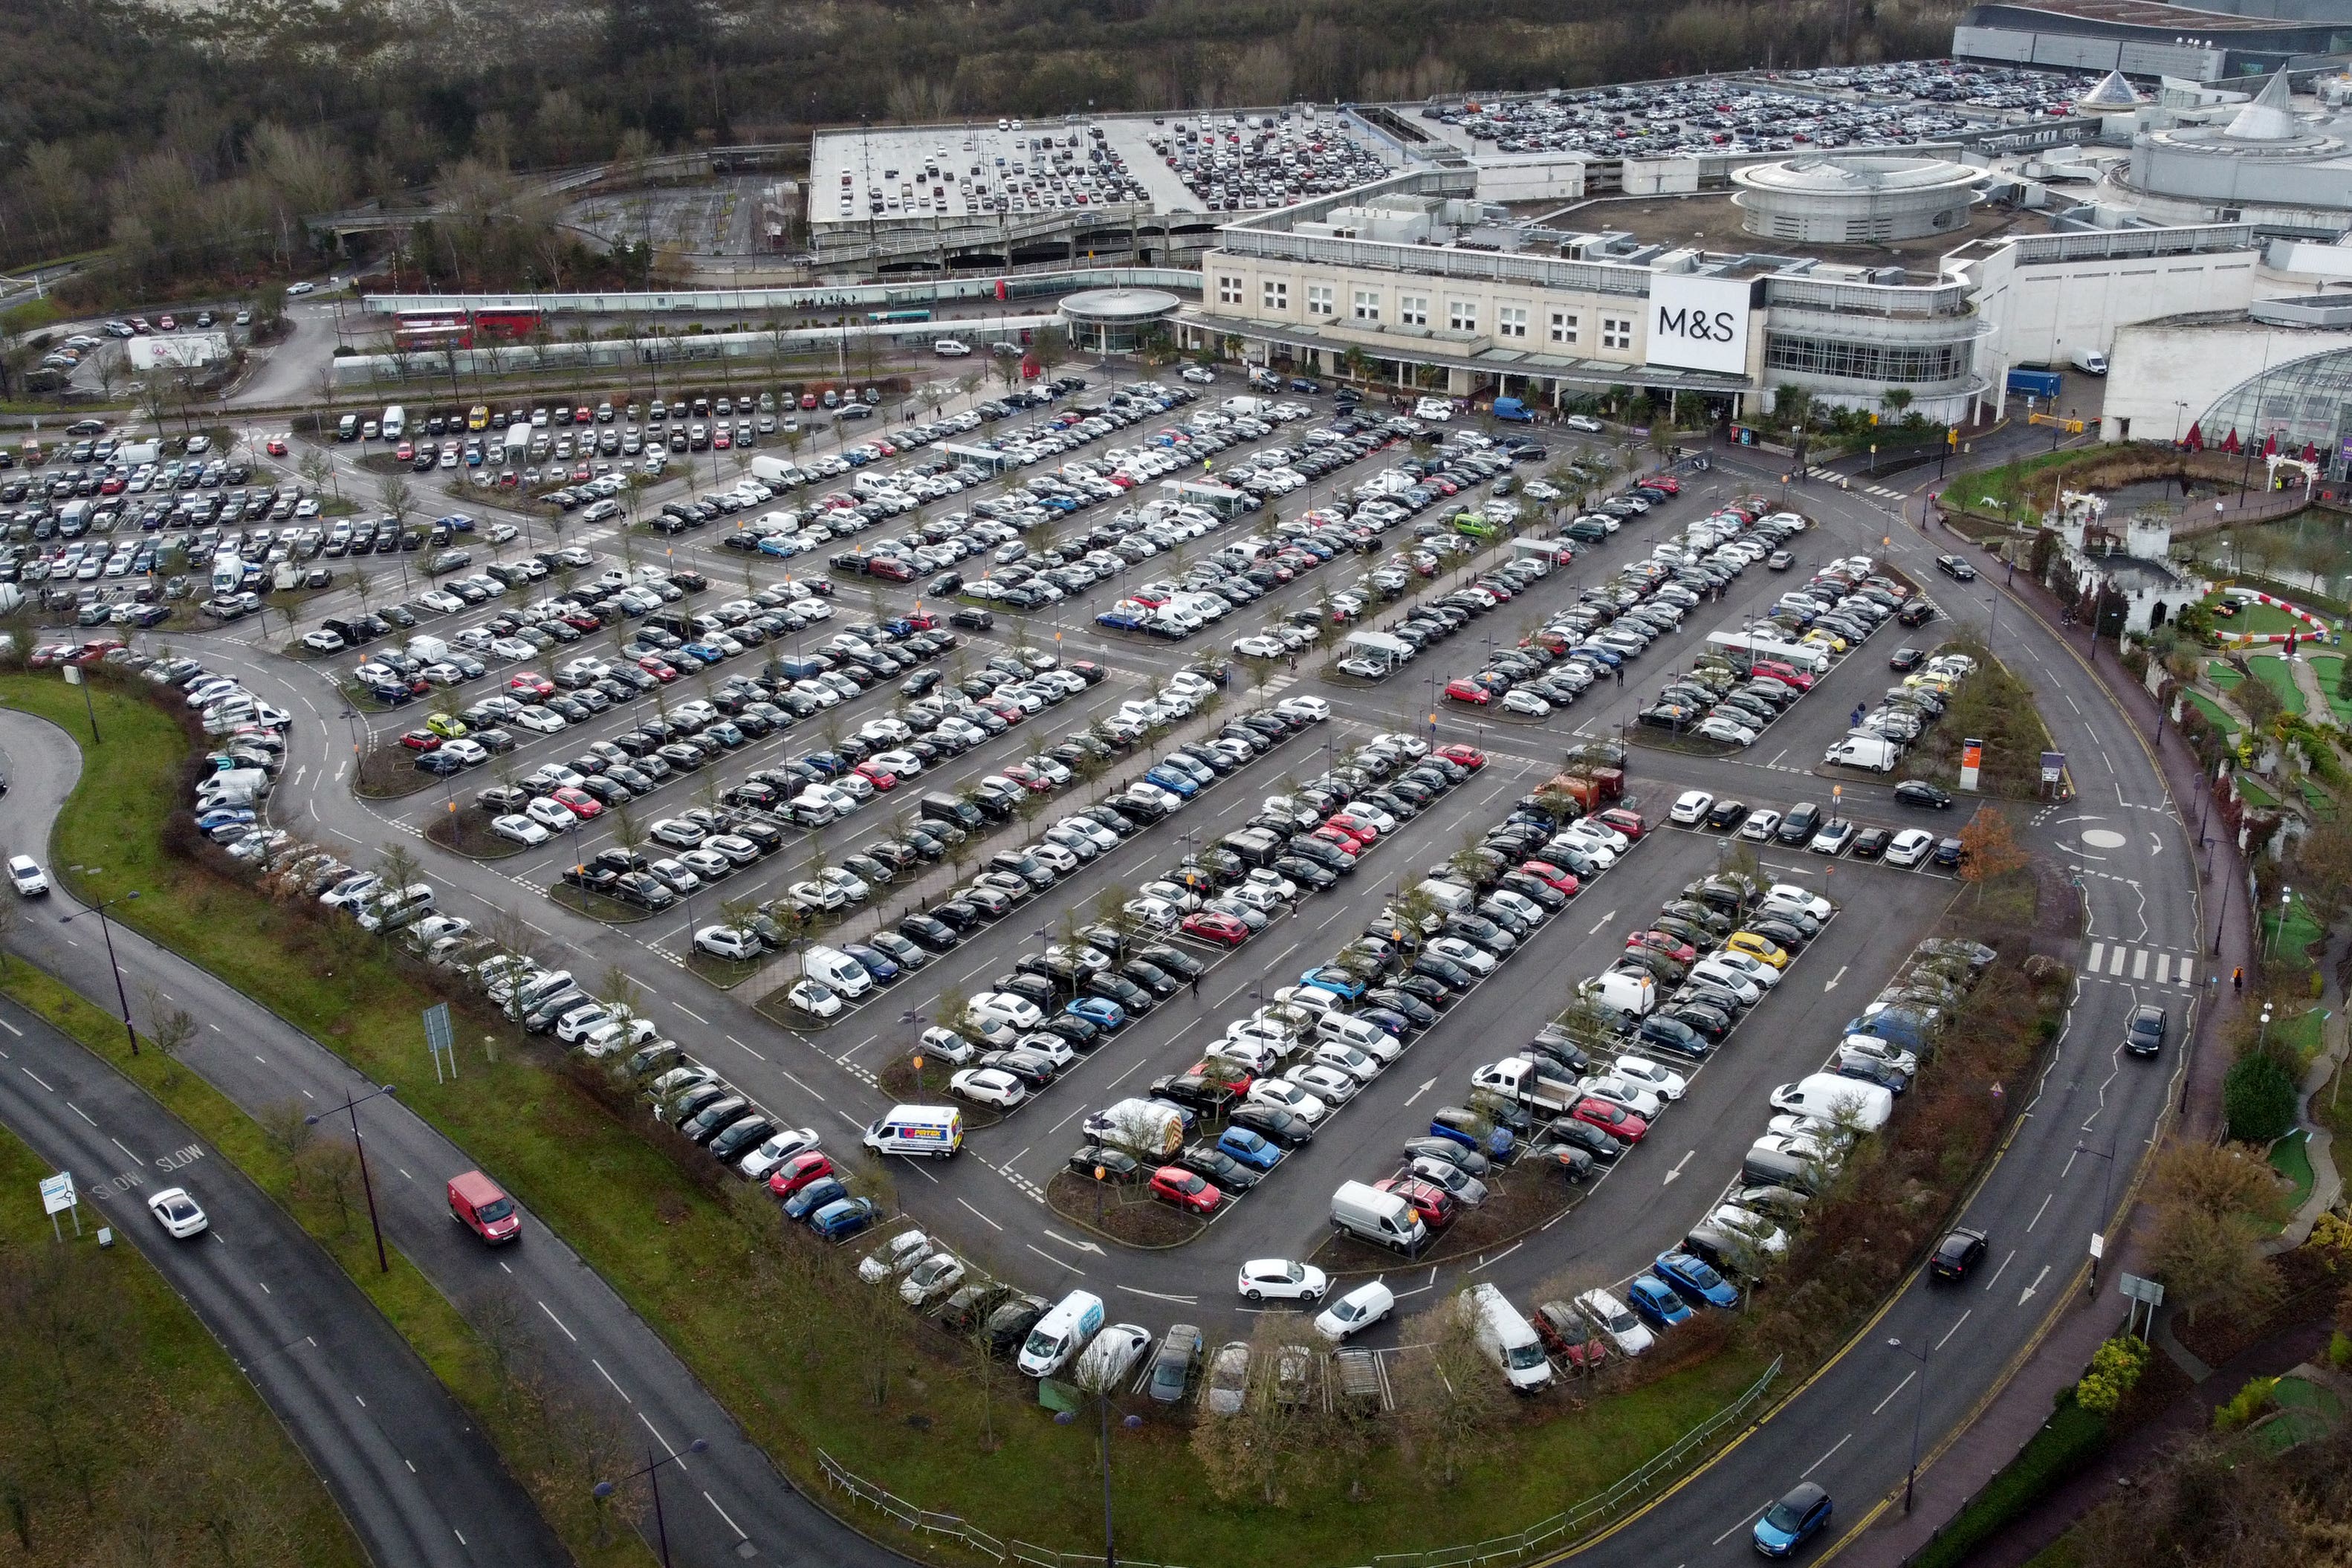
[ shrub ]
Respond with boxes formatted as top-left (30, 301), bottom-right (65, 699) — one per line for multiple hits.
top-left (2074, 1335), bottom-right (2153, 1414)
top-left (2212, 1375), bottom-right (2278, 1432)
top-left (2224, 1053), bottom-right (2301, 1143)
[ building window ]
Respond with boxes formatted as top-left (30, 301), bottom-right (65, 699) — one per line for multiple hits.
top-left (1448, 299), bottom-right (1478, 334)
top-left (1498, 306), bottom-right (1528, 340)
top-left (1399, 295), bottom-right (1429, 327)
top-left (1217, 275), bottom-right (1243, 306)
top-left (1601, 316), bottom-right (1633, 351)
top-left (1763, 334), bottom-right (1966, 385)
top-left (1352, 289), bottom-right (1381, 323)
top-left (1261, 279), bottom-right (1288, 311)
top-left (1307, 284), bottom-right (1335, 318)
top-left (1550, 311), bottom-right (1579, 346)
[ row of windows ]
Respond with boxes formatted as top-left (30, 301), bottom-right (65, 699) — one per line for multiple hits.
top-left (1763, 334), bottom-right (1969, 385)
top-left (1214, 274), bottom-right (1633, 352)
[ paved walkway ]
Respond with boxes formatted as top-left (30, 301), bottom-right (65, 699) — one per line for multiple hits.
top-left (2275, 930), bottom-right (2348, 1251)
top-left (2287, 652), bottom-right (2335, 725)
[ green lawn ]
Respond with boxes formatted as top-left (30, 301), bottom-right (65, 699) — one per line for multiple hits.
top-left (2262, 891), bottom-right (2325, 973)
top-left (2271, 1005), bottom-right (2328, 1068)
top-left (2247, 654), bottom-right (2310, 718)
top-left (2239, 776), bottom-right (2281, 810)
top-left (2186, 690), bottom-right (2241, 740)
top-left (2206, 658), bottom-right (2246, 690)
top-left (1949, 448), bottom-right (2090, 516)
top-left (0, 669), bottom-right (1781, 1567)
top-left (0, 1120), bottom-right (369, 1568)
top-left (2270, 1130), bottom-right (2316, 1217)
top-left (2307, 654), bottom-right (2352, 725)
top-left (2205, 591), bottom-right (2313, 641)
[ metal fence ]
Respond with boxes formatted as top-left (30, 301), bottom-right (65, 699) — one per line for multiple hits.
top-left (819, 1358), bottom-right (1778, 1568)
top-left (816, 1449), bottom-right (1005, 1560)
top-left (1364, 1356), bottom-right (1784, 1568)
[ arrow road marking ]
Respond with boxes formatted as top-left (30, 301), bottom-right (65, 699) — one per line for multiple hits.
top-left (1405, 1076), bottom-right (1436, 1107)
top-left (2018, 1263), bottom-right (2050, 1307)
top-left (1040, 1227), bottom-right (1106, 1257)
top-left (1587, 908), bottom-right (1619, 935)
top-left (1823, 965), bottom-right (1847, 992)
top-left (1662, 1150), bottom-right (1694, 1185)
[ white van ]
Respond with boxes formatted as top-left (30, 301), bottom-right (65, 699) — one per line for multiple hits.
top-left (1318, 1011), bottom-right (1402, 1057)
top-left (1466, 1283), bottom-right (1554, 1392)
top-left (381, 404), bottom-right (407, 441)
top-left (1416, 878), bottom-right (1475, 917)
top-left (1018, 1290), bottom-right (1106, 1378)
top-left (1824, 734), bottom-right (1899, 772)
top-left (802, 945), bottom-right (875, 999)
top-left (2069, 346), bottom-right (2108, 375)
top-left (1083, 1098), bottom-right (1186, 1159)
top-left (861, 1104), bottom-right (963, 1159)
top-left (1330, 1179), bottom-right (1428, 1253)
top-left (1769, 1072), bottom-right (1894, 1132)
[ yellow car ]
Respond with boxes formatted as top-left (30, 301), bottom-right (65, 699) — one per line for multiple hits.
top-left (424, 712), bottom-right (470, 739)
top-left (1801, 629), bottom-right (1848, 654)
top-left (1725, 931), bottom-right (1790, 970)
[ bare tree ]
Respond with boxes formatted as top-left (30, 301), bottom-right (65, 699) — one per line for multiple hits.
top-left (140, 983), bottom-right (199, 1083)
top-left (1393, 1291), bottom-right (1508, 1486)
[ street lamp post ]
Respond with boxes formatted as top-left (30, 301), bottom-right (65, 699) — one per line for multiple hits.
top-left (1055, 1394), bottom-right (1141, 1567)
top-left (593, 1437), bottom-right (710, 1568)
top-left (1886, 1336), bottom-right (1929, 1513)
top-left (61, 890), bottom-right (143, 1057)
top-left (307, 1082), bottom-right (400, 1272)
top-left (2075, 1138), bottom-right (2118, 1296)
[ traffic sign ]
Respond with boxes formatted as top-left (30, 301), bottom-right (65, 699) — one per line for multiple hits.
top-left (39, 1170), bottom-right (75, 1214)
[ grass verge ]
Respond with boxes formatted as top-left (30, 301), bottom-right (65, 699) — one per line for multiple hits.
top-left (1910, 1390), bottom-right (2112, 1568)
top-left (0, 670), bottom-right (1884, 1567)
top-left (0, 1109), bottom-right (369, 1568)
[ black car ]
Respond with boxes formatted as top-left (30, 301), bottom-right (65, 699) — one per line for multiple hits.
top-left (1888, 647), bottom-right (1925, 673)
top-left (1120, 960), bottom-right (1179, 998)
top-left (1897, 598), bottom-right (1937, 628)
top-left (1704, 799), bottom-right (1749, 830)
top-left (1137, 943), bottom-right (1204, 980)
top-left (937, 1281), bottom-right (1016, 1334)
top-left (1668, 1000), bottom-right (1734, 1041)
top-left (1850, 827), bottom-right (1892, 861)
top-left (1411, 954), bottom-right (1477, 991)
top-left (1175, 1144), bottom-right (1261, 1193)
top-left (1365, 988), bottom-right (1437, 1031)
top-left (1930, 1228), bottom-right (1989, 1281)
top-left (1066, 1146), bottom-right (1142, 1183)
top-left (1931, 836), bottom-right (1966, 869)
top-left (2125, 1004), bottom-right (2168, 1057)
top-left (1402, 1137), bottom-right (1491, 1179)
top-left (1635, 1014), bottom-right (1709, 1060)
top-left (1228, 1103), bottom-right (1315, 1147)
top-left (1893, 780), bottom-right (1954, 810)
top-left (1775, 803), bottom-right (1822, 845)
top-left (1935, 554), bottom-right (1977, 581)
top-left (1538, 1115), bottom-right (1622, 1163)
top-left (982, 1294), bottom-right (1050, 1355)
top-left (899, 913), bottom-right (962, 950)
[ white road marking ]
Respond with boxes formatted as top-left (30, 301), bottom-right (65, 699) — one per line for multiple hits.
top-left (537, 1300), bottom-right (579, 1342)
top-left (1801, 1433), bottom-right (1850, 1478)
top-left (1872, 1367), bottom-right (1917, 1415)
top-left (957, 1197), bottom-right (1003, 1231)
top-left (1935, 1309), bottom-right (1972, 1350)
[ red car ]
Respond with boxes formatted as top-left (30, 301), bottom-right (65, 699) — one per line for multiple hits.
top-left (636, 656), bottom-right (678, 682)
top-left (1150, 1166), bottom-right (1222, 1214)
top-left (1595, 808), bottom-right (1646, 840)
top-left (1189, 1060), bottom-right (1254, 1093)
top-left (265, 435), bottom-right (289, 456)
top-left (398, 730), bottom-right (441, 751)
top-left (1374, 1176), bottom-right (1458, 1230)
top-left (1627, 930), bottom-right (1697, 965)
top-left (1645, 476), bottom-right (1680, 496)
top-left (901, 612), bottom-right (938, 631)
top-left (1443, 678), bottom-right (1491, 705)
top-left (765, 1150), bottom-right (836, 1197)
top-left (1319, 814), bottom-right (1376, 847)
top-left (1306, 826), bottom-right (1362, 859)
top-left (395, 441), bottom-right (416, 461)
top-left (1569, 1097), bottom-right (1648, 1144)
top-left (551, 786), bottom-right (603, 819)
top-left (1001, 764), bottom-right (1054, 793)
top-left (1436, 744), bottom-right (1486, 771)
top-left (1181, 911), bottom-right (1251, 947)
top-left (1521, 861), bottom-right (1580, 896)
top-left (853, 760), bottom-right (898, 791)
top-left (508, 671), bottom-right (554, 698)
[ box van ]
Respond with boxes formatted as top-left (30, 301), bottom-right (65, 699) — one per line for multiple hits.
top-left (803, 945), bottom-right (875, 998)
top-left (1318, 1012), bottom-right (1400, 1056)
top-left (1579, 970), bottom-right (1656, 1020)
top-left (919, 791), bottom-right (984, 830)
top-left (1330, 1179), bottom-right (1429, 1252)
top-left (1018, 1290), bottom-right (1106, 1377)
top-left (1467, 1283), bottom-right (1553, 1392)
top-left (447, 1170), bottom-right (520, 1243)
top-left (1085, 1098), bottom-right (1185, 1159)
top-left (1771, 1072), bottom-right (1893, 1132)
top-left (337, 414), bottom-right (359, 441)
top-left (863, 1104), bottom-right (963, 1159)
top-left (1824, 734), bottom-right (1899, 772)
top-left (1417, 878), bottom-right (1475, 917)
top-left (381, 405), bottom-right (407, 441)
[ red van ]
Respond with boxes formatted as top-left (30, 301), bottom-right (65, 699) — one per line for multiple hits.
top-left (447, 1170), bottom-right (520, 1243)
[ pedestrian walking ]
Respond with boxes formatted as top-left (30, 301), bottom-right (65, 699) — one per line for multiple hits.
top-left (2233, 966), bottom-right (2244, 994)
top-left (1190, 972), bottom-right (1201, 997)
top-left (1614, 664), bottom-right (1624, 687)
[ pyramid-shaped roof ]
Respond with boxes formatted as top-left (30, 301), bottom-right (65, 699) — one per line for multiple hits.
top-left (2078, 70), bottom-right (2140, 110)
top-left (2224, 71), bottom-right (2298, 141)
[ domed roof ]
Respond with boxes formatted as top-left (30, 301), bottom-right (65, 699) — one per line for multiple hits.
top-left (1732, 155), bottom-right (1977, 196)
top-left (2077, 71), bottom-right (2140, 111)
top-left (2224, 71), bottom-right (2299, 142)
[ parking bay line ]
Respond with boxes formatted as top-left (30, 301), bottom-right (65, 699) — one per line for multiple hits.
top-left (958, 1197), bottom-right (1003, 1231)
top-left (1026, 1243), bottom-right (1084, 1275)
top-left (1116, 1283), bottom-right (1199, 1304)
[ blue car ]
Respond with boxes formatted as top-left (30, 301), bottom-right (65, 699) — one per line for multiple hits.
top-left (196, 807), bottom-right (256, 832)
top-left (1066, 997), bottom-right (1126, 1031)
top-left (783, 1176), bottom-right (848, 1221)
top-left (1217, 1127), bottom-right (1282, 1171)
top-left (843, 944), bottom-right (899, 983)
top-left (1569, 643), bottom-right (1623, 667)
top-left (681, 642), bottom-right (728, 665)
top-left (1096, 610), bottom-right (1150, 632)
top-left (1625, 1274), bottom-right (1693, 1329)
top-left (759, 537), bottom-right (797, 557)
top-left (1653, 1250), bottom-right (1740, 1309)
top-left (1752, 1483), bottom-right (1831, 1557)
top-left (809, 1196), bottom-right (879, 1241)
top-left (1298, 966), bottom-right (1365, 1001)
top-left (1357, 1005), bottom-right (1412, 1039)
top-left (1143, 766), bottom-right (1199, 797)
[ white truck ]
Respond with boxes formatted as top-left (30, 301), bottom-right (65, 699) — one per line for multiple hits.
top-left (1468, 1055), bottom-right (1587, 1115)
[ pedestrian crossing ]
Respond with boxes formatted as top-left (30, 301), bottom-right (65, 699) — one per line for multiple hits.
top-left (2083, 941), bottom-right (2200, 987)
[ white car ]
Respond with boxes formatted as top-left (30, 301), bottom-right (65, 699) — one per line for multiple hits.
top-left (1579, 1074), bottom-right (1662, 1120)
top-left (857, 1229), bottom-right (933, 1283)
top-left (1500, 690), bottom-right (1551, 718)
top-left (1709, 1205), bottom-right (1791, 1257)
top-left (786, 978), bottom-right (841, 1016)
top-left (7, 855), bottom-right (48, 896)
top-left (1073, 1322), bottom-right (1154, 1390)
top-left (970, 992), bottom-right (1043, 1033)
top-left (1885, 828), bottom-right (1937, 868)
top-left (524, 796), bottom-right (575, 831)
top-left (147, 1186), bottom-right (209, 1238)
top-left (901, 1253), bottom-right (968, 1306)
top-left (1611, 1055), bottom-right (1688, 1101)
top-left (1313, 1279), bottom-right (1395, 1341)
top-left (1283, 1063), bottom-right (1359, 1105)
top-left (736, 1126), bottom-right (823, 1180)
top-left (1234, 635), bottom-right (1288, 659)
top-left (1180, 365), bottom-right (1215, 384)
top-left (1575, 1288), bottom-right (1653, 1355)
top-left (933, 340), bottom-right (972, 357)
top-left (1276, 695), bottom-right (1330, 724)
top-left (1668, 790), bottom-right (1714, 826)
top-left (1740, 809), bottom-right (1782, 842)
top-left (1245, 1078), bottom-right (1326, 1122)
top-left (1697, 716), bottom-right (1757, 748)
top-left (1565, 414), bottom-right (1606, 433)
top-left (950, 1067), bottom-right (1026, 1108)
top-left (1425, 937), bottom-right (1498, 976)
top-left (1237, 1258), bottom-right (1327, 1303)
top-left (695, 924), bottom-right (762, 962)
top-left (490, 814), bottom-right (549, 846)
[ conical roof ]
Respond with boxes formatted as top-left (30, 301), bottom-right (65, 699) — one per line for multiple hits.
top-left (2224, 71), bottom-right (2298, 141)
top-left (2078, 70), bottom-right (2139, 110)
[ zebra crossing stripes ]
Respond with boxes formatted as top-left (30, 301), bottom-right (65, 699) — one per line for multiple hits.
top-left (2083, 941), bottom-right (2197, 987)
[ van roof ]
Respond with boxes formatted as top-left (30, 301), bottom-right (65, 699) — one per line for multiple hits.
top-left (447, 1169), bottom-right (505, 1204)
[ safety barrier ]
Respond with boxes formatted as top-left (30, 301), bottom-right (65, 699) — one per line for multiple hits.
top-left (816, 1449), bottom-right (1005, 1559)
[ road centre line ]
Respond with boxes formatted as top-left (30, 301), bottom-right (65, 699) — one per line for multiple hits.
top-left (1712, 1500), bottom-right (1774, 1546)
top-left (1871, 1367), bottom-right (1916, 1416)
top-left (1935, 1309), bottom-right (1972, 1350)
top-left (537, 1300), bottom-right (579, 1342)
top-left (958, 1197), bottom-right (1004, 1231)
top-left (1801, 1432), bottom-right (1850, 1478)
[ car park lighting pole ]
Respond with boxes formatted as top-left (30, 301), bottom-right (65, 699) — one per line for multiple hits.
top-left (60, 890), bottom-right (141, 1057)
top-left (594, 1436), bottom-right (708, 1567)
top-left (1055, 1393), bottom-right (1141, 1567)
top-left (2075, 1137), bottom-right (2118, 1298)
top-left (1885, 1336), bottom-right (1928, 1513)
top-left (307, 1082), bottom-right (399, 1272)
